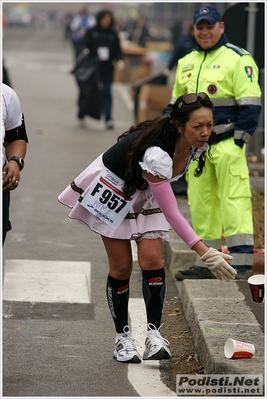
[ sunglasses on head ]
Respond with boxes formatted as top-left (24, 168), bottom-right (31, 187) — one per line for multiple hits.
top-left (178, 92), bottom-right (210, 108)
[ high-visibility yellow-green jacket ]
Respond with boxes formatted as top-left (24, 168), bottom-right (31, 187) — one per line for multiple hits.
top-left (171, 34), bottom-right (262, 148)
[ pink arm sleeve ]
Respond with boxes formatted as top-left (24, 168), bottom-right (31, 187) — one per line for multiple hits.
top-left (148, 179), bottom-right (202, 249)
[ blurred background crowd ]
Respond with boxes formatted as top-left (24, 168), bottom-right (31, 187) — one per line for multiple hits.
top-left (2, 1), bottom-right (264, 158)
top-left (2, 3), bottom-right (229, 43)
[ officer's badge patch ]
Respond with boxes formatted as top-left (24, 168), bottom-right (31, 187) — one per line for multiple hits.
top-left (208, 84), bottom-right (217, 94)
top-left (245, 66), bottom-right (253, 81)
top-left (182, 64), bottom-right (194, 72)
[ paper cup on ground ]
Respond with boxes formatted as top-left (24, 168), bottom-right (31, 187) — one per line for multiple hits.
top-left (248, 274), bottom-right (265, 303)
top-left (224, 338), bottom-right (255, 359)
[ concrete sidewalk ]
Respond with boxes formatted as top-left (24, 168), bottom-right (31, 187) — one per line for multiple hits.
top-left (162, 194), bottom-right (265, 382)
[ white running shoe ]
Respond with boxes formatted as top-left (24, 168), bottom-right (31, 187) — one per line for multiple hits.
top-left (143, 323), bottom-right (171, 360)
top-left (106, 120), bottom-right (114, 129)
top-left (113, 326), bottom-right (141, 363)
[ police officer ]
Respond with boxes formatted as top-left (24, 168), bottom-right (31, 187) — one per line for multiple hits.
top-left (169, 5), bottom-right (262, 280)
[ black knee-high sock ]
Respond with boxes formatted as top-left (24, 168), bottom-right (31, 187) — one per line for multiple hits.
top-left (106, 275), bottom-right (130, 333)
top-left (142, 268), bottom-right (166, 329)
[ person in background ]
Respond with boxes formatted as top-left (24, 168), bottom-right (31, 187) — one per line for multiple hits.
top-left (128, 15), bottom-right (151, 47)
top-left (70, 7), bottom-right (96, 57)
top-left (170, 19), bottom-right (183, 47)
top-left (82, 10), bottom-right (125, 129)
top-left (58, 92), bottom-right (236, 363)
top-left (168, 5), bottom-right (262, 281)
top-left (62, 11), bottom-right (73, 41)
top-left (164, 21), bottom-right (196, 75)
top-left (71, 47), bottom-right (102, 124)
top-left (2, 83), bottom-right (28, 245)
top-left (163, 21), bottom-right (197, 196)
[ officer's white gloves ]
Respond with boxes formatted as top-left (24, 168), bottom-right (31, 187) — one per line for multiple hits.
top-left (162, 68), bottom-right (171, 76)
top-left (200, 247), bottom-right (237, 282)
top-left (116, 60), bottom-right (125, 70)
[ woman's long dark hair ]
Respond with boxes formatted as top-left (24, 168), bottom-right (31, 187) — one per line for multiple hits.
top-left (118, 94), bottom-right (216, 199)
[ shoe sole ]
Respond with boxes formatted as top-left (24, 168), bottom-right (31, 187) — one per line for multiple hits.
top-left (113, 353), bottom-right (141, 363)
top-left (143, 347), bottom-right (171, 360)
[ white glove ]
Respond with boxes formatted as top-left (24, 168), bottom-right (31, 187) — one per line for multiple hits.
top-left (200, 247), bottom-right (237, 282)
top-left (116, 60), bottom-right (125, 71)
top-left (82, 48), bottom-right (90, 55)
top-left (162, 68), bottom-right (171, 76)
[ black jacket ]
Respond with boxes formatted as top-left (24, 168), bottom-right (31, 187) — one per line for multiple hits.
top-left (82, 26), bottom-right (123, 82)
top-left (167, 34), bottom-right (196, 71)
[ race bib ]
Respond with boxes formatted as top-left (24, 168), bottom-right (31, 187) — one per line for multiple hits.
top-left (97, 46), bottom-right (109, 60)
top-left (81, 170), bottom-right (139, 229)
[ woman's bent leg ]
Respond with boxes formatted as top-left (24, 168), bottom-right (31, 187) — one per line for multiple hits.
top-left (102, 236), bottom-right (141, 363)
top-left (137, 237), bottom-right (171, 360)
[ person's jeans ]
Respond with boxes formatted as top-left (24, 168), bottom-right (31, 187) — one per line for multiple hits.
top-left (102, 81), bottom-right (112, 122)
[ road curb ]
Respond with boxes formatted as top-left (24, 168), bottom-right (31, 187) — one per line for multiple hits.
top-left (162, 195), bottom-right (265, 383)
top-left (163, 239), bottom-right (265, 389)
top-left (175, 279), bottom-right (264, 376)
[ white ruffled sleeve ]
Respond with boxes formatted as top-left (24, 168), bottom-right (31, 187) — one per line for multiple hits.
top-left (139, 146), bottom-right (172, 179)
top-left (193, 143), bottom-right (208, 159)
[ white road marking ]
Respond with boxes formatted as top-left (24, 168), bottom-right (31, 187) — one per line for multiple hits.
top-left (114, 83), bottom-right (134, 112)
top-left (3, 259), bottom-right (91, 303)
top-left (23, 63), bottom-right (42, 71)
top-left (128, 298), bottom-right (176, 397)
top-left (131, 240), bottom-right (138, 262)
top-left (3, 257), bottom-right (175, 395)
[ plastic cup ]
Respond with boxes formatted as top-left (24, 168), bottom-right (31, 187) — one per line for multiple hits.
top-left (247, 274), bottom-right (265, 303)
top-left (224, 338), bottom-right (255, 359)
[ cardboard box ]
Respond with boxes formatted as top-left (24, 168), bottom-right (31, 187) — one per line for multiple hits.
top-left (130, 65), bottom-right (152, 87)
top-left (113, 57), bottom-right (130, 83)
top-left (114, 58), bottom-right (151, 85)
top-left (145, 41), bottom-right (174, 52)
top-left (130, 64), bottom-right (152, 98)
top-left (137, 84), bottom-right (171, 122)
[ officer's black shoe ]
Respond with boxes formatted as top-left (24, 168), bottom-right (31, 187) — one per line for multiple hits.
top-left (175, 266), bottom-right (216, 280)
top-left (234, 268), bottom-right (253, 281)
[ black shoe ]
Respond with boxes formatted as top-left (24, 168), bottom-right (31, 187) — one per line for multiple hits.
top-left (175, 266), bottom-right (216, 280)
top-left (235, 268), bottom-right (253, 281)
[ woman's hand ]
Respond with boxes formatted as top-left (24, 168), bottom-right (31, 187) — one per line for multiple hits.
top-left (200, 247), bottom-right (237, 282)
